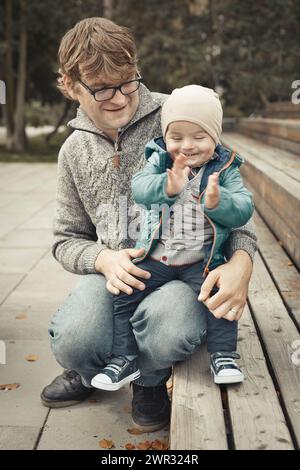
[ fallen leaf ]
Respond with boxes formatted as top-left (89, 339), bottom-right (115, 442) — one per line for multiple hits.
top-left (137, 440), bottom-right (152, 450)
top-left (0, 383), bottom-right (20, 391)
top-left (127, 427), bottom-right (144, 435)
top-left (15, 314), bottom-right (27, 320)
top-left (25, 355), bottom-right (38, 362)
top-left (122, 404), bottom-right (132, 413)
top-left (125, 443), bottom-right (136, 450)
top-left (99, 439), bottom-right (114, 449)
top-left (151, 439), bottom-right (169, 450)
top-left (166, 378), bottom-right (173, 391)
top-left (287, 261), bottom-right (293, 266)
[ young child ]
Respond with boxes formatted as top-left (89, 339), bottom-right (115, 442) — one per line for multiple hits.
top-left (91, 85), bottom-right (254, 391)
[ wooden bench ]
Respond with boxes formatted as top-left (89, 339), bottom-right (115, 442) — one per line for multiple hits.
top-left (237, 118), bottom-right (300, 155)
top-left (263, 102), bottom-right (300, 119)
top-left (170, 125), bottom-right (300, 449)
top-left (170, 211), bottom-right (300, 450)
top-left (222, 132), bottom-right (300, 270)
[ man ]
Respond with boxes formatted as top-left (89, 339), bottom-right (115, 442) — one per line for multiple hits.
top-left (41, 17), bottom-right (257, 432)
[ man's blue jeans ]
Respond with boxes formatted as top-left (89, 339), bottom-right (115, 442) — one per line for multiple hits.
top-left (48, 274), bottom-right (207, 387)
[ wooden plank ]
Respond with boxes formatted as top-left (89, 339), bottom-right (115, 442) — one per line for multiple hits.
top-left (222, 133), bottom-right (300, 269)
top-left (245, 180), bottom-right (300, 270)
top-left (238, 119), bottom-right (300, 143)
top-left (248, 254), bottom-right (300, 447)
top-left (237, 129), bottom-right (300, 156)
top-left (223, 133), bottom-right (300, 183)
top-left (170, 346), bottom-right (228, 450)
top-left (253, 211), bottom-right (300, 329)
top-left (227, 305), bottom-right (293, 450)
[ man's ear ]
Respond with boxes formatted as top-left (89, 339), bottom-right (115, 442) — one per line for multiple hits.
top-left (63, 74), bottom-right (79, 101)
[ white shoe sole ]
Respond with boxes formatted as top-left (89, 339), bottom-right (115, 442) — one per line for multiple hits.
top-left (91, 370), bottom-right (141, 391)
top-left (210, 366), bottom-right (244, 384)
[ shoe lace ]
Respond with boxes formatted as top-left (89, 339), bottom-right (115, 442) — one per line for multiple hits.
top-left (213, 353), bottom-right (240, 369)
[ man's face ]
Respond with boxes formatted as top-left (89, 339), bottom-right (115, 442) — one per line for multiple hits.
top-left (66, 72), bottom-right (140, 138)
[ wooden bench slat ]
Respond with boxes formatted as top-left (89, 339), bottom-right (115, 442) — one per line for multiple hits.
top-left (227, 305), bottom-right (294, 450)
top-left (248, 254), bottom-right (300, 447)
top-left (253, 211), bottom-right (300, 329)
top-left (222, 133), bottom-right (300, 269)
top-left (170, 347), bottom-right (228, 450)
top-left (223, 132), bottom-right (300, 183)
top-left (238, 119), bottom-right (300, 143)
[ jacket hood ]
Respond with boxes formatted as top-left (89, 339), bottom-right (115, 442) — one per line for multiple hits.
top-left (145, 137), bottom-right (167, 159)
top-left (67, 84), bottom-right (164, 138)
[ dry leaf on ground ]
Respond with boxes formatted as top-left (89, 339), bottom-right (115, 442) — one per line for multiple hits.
top-left (15, 314), bottom-right (27, 320)
top-left (99, 439), bottom-right (114, 449)
top-left (151, 439), bottom-right (169, 450)
top-left (25, 355), bottom-right (38, 362)
top-left (0, 383), bottom-right (20, 391)
top-left (127, 427), bottom-right (144, 435)
top-left (125, 443), bottom-right (136, 450)
top-left (137, 440), bottom-right (152, 450)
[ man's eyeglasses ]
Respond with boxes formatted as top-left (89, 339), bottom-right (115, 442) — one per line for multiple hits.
top-left (78, 74), bottom-right (143, 102)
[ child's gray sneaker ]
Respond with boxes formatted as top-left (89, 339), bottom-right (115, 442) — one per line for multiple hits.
top-left (210, 352), bottom-right (244, 384)
top-left (91, 356), bottom-right (140, 391)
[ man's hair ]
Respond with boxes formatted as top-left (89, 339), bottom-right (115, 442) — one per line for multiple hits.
top-left (57, 17), bottom-right (138, 99)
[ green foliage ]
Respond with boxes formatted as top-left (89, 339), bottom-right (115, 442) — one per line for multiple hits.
top-left (113, 0), bottom-right (300, 115)
top-left (1, 0), bottom-right (299, 134)
top-left (0, 129), bottom-right (70, 162)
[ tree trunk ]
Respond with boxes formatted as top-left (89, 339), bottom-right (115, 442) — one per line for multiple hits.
top-left (103, 0), bottom-right (114, 19)
top-left (45, 100), bottom-right (72, 143)
top-left (4, 0), bottom-right (15, 150)
top-left (11, 0), bottom-right (27, 153)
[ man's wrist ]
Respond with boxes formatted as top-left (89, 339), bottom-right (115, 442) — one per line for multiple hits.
top-left (229, 249), bottom-right (253, 272)
top-left (95, 248), bottom-right (112, 274)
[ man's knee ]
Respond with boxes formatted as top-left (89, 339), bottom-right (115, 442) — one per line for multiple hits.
top-left (49, 274), bottom-right (114, 369)
top-left (131, 280), bottom-right (207, 367)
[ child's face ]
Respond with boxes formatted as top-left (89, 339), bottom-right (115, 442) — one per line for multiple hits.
top-left (165, 121), bottom-right (216, 167)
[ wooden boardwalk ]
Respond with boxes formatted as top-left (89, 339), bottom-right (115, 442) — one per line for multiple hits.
top-left (0, 163), bottom-right (168, 450)
top-left (1, 128), bottom-right (299, 449)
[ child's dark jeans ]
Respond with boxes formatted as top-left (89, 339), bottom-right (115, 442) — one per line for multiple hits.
top-left (112, 258), bottom-right (237, 357)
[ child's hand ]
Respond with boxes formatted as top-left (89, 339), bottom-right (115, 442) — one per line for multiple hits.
top-left (205, 172), bottom-right (220, 209)
top-left (166, 153), bottom-right (190, 197)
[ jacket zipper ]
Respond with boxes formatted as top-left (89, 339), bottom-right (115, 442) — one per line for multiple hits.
top-left (199, 151), bottom-right (236, 277)
top-left (70, 107), bottom-right (160, 170)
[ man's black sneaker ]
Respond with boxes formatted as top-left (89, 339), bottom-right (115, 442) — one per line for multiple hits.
top-left (131, 383), bottom-right (171, 432)
top-left (210, 352), bottom-right (244, 384)
top-left (40, 370), bottom-right (95, 408)
top-left (91, 356), bottom-right (140, 391)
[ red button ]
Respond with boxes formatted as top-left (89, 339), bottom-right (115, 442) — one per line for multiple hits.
top-left (162, 256), bottom-right (168, 261)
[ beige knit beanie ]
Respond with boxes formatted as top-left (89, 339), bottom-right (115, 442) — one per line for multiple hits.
top-left (161, 84), bottom-right (223, 144)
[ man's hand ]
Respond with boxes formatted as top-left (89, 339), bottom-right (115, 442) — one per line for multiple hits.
top-left (166, 153), bottom-right (190, 197)
top-left (205, 172), bottom-right (220, 209)
top-left (198, 250), bottom-right (253, 321)
top-left (95, 248), bottom-right (151, 295)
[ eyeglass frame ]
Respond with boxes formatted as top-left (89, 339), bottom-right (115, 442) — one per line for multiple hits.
top-left (77, 74), bottom-right (143, 102)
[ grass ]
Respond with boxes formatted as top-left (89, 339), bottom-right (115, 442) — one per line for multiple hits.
top-left (0, 130), bottom-right (70, 162)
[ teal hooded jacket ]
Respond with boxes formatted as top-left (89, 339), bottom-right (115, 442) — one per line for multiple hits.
top-left (131, 137), bottom-right (254, 275)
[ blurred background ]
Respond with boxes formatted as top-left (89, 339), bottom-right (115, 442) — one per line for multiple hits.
top-left (0, 0), bottom-right (299, 160)
top-left (1, 1), bottom-right (300, 451)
